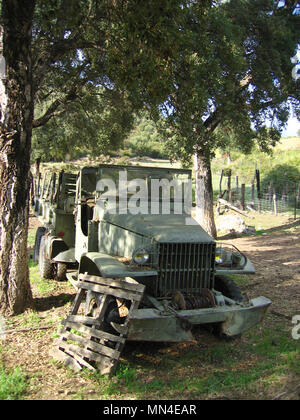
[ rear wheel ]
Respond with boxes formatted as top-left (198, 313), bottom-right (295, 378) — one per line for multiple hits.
top-left (56, 262), bottom-right (67, 281)
top-left (33, 227), bottom-right (46, 262)
top-left (38, 236), bottom-right (54, 279)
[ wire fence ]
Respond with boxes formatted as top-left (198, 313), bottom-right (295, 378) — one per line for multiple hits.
top-left (216, 168), bottom-right (300, 218)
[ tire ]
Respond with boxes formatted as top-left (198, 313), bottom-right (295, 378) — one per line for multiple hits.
top-left (214, 275), bottom-right (243, 340)
top-left (56, 262), bottom-right (67, 281)
top-left (214, 275), bottom-right (243, 302)
top-left (85, 290), bottom-right (103, 317)
top-left (38, 236), bottom-right (54, 279)
top-left (33, 227), bottom-right (46, 262)
top-left (85, 292), bottom-right (123, 334)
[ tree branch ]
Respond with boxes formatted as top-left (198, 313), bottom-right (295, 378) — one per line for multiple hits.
top-left (283, 0), bottom-right (300, 13)
top-left (33, 36), bottom-right (104, 95)
top-left (33, 85), bottom-right (79, 128)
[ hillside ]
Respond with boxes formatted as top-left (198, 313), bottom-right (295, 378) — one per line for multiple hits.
top-left (211, 136), bottom-right (300, 189)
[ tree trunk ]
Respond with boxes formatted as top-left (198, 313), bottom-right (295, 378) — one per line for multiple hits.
top-left (193, 152), bottom-right (217, 239)
top-left (0, 1), bottom-right (35, 315)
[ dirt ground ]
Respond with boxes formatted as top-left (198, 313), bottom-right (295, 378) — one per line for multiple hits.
top-left (1, 214), bottom-right (300, 400)
top-left (223, 223), bottom-right (300, 318)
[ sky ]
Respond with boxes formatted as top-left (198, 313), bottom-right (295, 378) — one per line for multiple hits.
top-left (282, 115), bottom-right (300, 137)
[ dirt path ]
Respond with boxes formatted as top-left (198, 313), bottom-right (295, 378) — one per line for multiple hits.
top-left (224, 223), bottom-right (300, 318)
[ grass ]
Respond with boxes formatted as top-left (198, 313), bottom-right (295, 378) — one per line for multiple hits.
top-left (68, 319), bottom-right (299, 400)
top-left (28, 260), bottom-right (57, 296)
top-left (0, 362), bottom-right (28, 400)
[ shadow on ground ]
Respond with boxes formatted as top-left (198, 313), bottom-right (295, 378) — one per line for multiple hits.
top-left (33, 293), bottom-right (76, 312)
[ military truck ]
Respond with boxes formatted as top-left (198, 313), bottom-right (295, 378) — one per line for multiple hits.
top-left (32, 170), bottom-right (78, 281)
top-left (41, 164), bottom-right (271, 374)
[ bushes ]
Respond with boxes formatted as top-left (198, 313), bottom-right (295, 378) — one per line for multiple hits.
top-left (260, 164), bottom-right (300, 193)
top-left (124, 116), bottom-right (169, 159)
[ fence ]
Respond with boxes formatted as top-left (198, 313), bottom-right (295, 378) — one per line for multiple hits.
top-left (217, 168), bottom-right (300, 219)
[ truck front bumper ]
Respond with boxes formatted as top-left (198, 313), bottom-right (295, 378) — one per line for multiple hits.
top-left (127, 296), bottom-right (271, 342)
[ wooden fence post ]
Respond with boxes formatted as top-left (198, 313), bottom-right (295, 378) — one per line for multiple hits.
top-left (219, 170), bottom-right (224, 197)
top-left (251, 180), bottom-right (255, 203)
top-left (241, 184), bottom-right (245, 210)
top-left (227, 169), bottom-right (232, 202)
top-left (255, 169), bottom-right (261, 199)
top-left (273, 192), bottom-right (277, 216)
top-left (294, 182), bottom-right (297, 220)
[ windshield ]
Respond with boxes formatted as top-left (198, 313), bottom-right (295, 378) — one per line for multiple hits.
top-left (94, 165), bottom-right (191, 202)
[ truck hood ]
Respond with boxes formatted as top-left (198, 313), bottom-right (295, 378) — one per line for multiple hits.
top-left (101, 213), bottom-right (214, 243)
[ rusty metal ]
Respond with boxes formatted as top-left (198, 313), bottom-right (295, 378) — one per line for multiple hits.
top-left (172, 289), bottom-right (216, 310)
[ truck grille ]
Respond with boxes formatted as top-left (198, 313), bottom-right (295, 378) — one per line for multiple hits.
top-left (156, 242), bottom-right (216, 297)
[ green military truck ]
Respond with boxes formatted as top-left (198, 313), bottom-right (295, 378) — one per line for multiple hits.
top-left (34, 165), bottom-right (271, 374)
top-left (32, 170), bottom-right (78, 281)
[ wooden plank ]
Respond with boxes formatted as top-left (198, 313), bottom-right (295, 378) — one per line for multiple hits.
top-left (91, 294), bottom-right (110, 322)
top-left (58, 332), bottom-right (121, 360)
top-left (79, 274), bottom-right (145, 294)
top-left (70, 288), bottom-right (85, 315)
top-left (58, 344), bottom-right (96, 372)
top-left (66, 314), bottom-right (102, 327)
top-left (95, 355), bottom-right (116, 376)
top-left (77, 280), bottom-right (142, 302)
top-left (49, 348), bottom-right (82, 372)
top-left (122, 300), bottom-right (140, 329)
top-left (60, 332), bottom-right (120, 359)
top-left (62, 320), bottom-right (126, 344)
top-left (218, 198), bottom-right (253, 218)
top-left (60, 341), bottom-right (111, 365)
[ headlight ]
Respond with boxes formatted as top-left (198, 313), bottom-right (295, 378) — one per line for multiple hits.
top-left (215, 244), bottom-right (247, 268)
top-left (132, 248), bottom-right (150, 265)
top-left (215, 253), bottom-right (224, 265)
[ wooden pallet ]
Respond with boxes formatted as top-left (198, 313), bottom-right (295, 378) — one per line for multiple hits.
top-left (50, 274), bottom-right (145, 375)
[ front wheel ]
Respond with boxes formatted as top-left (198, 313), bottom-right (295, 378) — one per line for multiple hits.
top-left (214, 275), bottom-right (243, 302)
top-left (214, 275), bottom-right (243, 340)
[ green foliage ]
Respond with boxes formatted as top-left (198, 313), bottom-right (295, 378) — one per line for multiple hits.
top-left (212, 138), bottom-right (300, 189)
top-left (261, 164), bottom-right (300, 191)
top-left (32, 86), bottom-right (134, 161)
top-left (29, 0), bottom-right (190, 162)
top-left (159, 0), bottom-right (299, 164)
top-left (124, 115), bottom-right (168, 159)
top-left (28, 261), bottom-right (57, 296)
top-left (0, 364), bottom-right (28, 400)
top-left (30, 0), bottom-right (299, 165)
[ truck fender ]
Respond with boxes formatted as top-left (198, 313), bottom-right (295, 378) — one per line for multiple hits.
top-left (215, 256), bottom-right (256, 275)
top-left (79, 252), bottom-right (158, 278)
top-left (46, 236), bottom-right (69, 260)
top-left (52, 247), bottom-right (76, 263)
